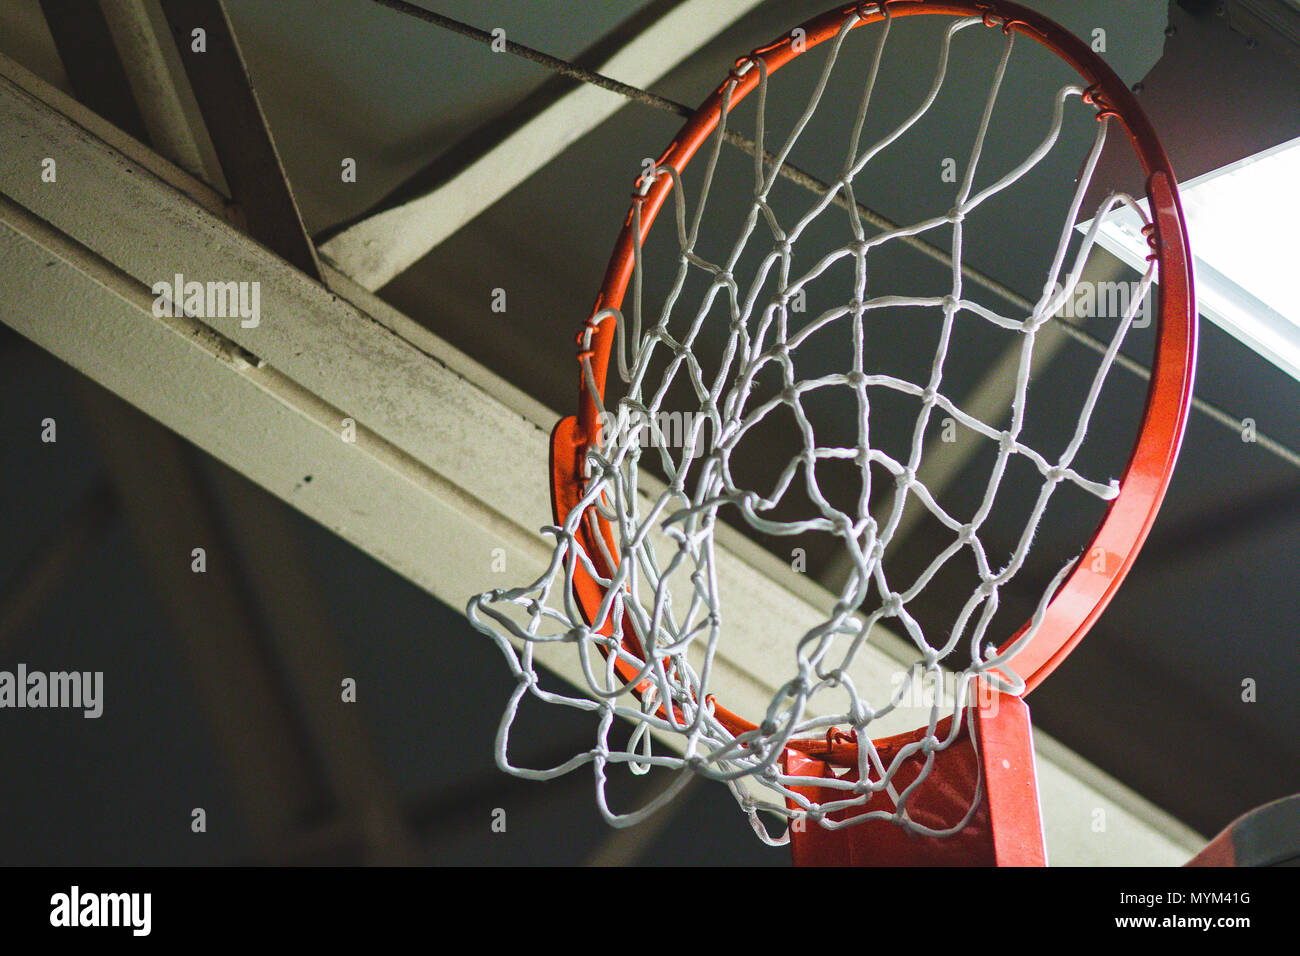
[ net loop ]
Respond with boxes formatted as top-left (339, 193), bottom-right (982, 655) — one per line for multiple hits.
top-left (1081, 83), bottom-right (1121, 121)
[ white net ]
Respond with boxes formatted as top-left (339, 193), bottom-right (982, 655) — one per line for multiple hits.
top-left (468, 9), bottom-right (1157, 843)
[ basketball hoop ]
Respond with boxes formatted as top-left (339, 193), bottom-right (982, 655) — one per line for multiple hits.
top-left (469, 0), bottom-right (1194, 864)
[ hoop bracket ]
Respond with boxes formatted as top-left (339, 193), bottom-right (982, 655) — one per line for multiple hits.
top-left (785, 690), bottom-right (1046, 865)
top-left (1082, 83), bottom-right (1121, 122)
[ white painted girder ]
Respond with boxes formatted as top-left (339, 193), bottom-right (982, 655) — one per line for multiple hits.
top-left (319, 0), bottom-right (772, 290)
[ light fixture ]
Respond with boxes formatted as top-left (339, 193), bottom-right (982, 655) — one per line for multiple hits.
top-left (1089, 134), bottom-right (1300, 383)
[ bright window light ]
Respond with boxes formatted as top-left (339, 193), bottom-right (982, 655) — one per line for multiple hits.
top-left (1088, 135), bottom-right (1300, 383)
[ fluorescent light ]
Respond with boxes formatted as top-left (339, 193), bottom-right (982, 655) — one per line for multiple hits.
top-left (1087, 135), bottom-right (1300, 383)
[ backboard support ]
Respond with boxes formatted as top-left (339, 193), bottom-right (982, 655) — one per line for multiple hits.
top-left (785, 690), bottom-right (1046, 865)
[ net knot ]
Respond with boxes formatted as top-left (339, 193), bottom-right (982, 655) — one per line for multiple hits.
top-left (1046, 464), bottom-right (1066, 483)
top-left (998, 430), bottom-right (1016, 453)
top-left (946, 205), bottom-right (967, 224)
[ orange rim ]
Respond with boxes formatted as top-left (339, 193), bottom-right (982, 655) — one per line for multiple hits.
top-left (551, 0), bottom-right (1196, 759)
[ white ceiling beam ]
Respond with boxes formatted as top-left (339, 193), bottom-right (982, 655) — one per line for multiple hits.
top-left (319, 0), bottom-right (769, 291)
top-left (98, 0), bottom-right (228, 188)
top-left (0, 63), bottom-right (1203, 864)
top-left (0, 53), bottom-right (232, 218)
